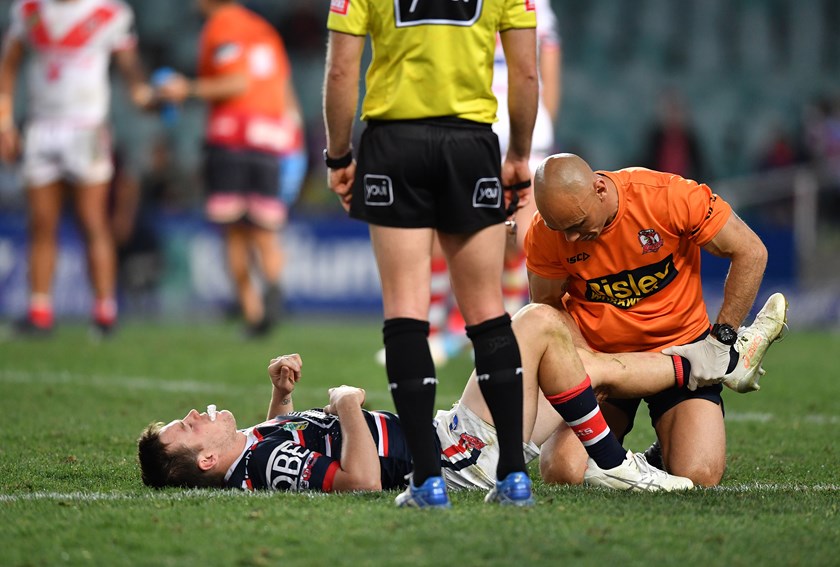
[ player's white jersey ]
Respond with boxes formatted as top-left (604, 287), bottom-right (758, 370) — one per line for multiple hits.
top-left (492, 0), bottom-right (560, 158)
top-left (6, 0), bottom-right (136, 124)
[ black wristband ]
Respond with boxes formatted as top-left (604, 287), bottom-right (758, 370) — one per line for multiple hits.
top-left (323, 148), bottom-right (353, 169)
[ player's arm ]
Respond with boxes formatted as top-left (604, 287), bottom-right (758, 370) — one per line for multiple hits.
top-left (112, 46), bottom-right (153, 108)
top-left (662, 210), bottom-right (767, 388)
top-left (539, 42), bottom-right (561, 123)
top-left (323, 386), bottom-right (382, 491)
top-left (156, 70), bottom-right (248, 105)
top-left (702, 211), bottom-right (768, 328)
top-left (0, 35), bottom-right (24, 162)
top-left (266, 354), bottom-right (302, 419)
top-left (499, 27), bottom-right (538, 210)
top-left (323, 31), bottom-right (364, 211)
top-left (528, 270), bottom-right (569, 311)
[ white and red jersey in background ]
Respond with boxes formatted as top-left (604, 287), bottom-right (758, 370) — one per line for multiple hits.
top-left (492, 0), bottom-right (560, 160)
top-left (5, 0), bottom-right (136, 125)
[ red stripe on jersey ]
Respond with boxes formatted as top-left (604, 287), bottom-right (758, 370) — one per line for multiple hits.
top-left (58, 6), bottom-right (118, 48)
top-left (245, 478), bottom-right (253, 491)
top-left (442, 443), bottom-right (467, 458)
top-left (22, 1), bottom-right (50, 47)
top-left (570, 410), bottom-right (609, 444)
top-left (374, 413), bottom-right (389, 458)
top-left (545, 375), bottom-right (592, 405)
top-left (293, 430), bottom-right (304, 446)
top-left (321, 460), bottom-right (341, 492)
top-left (252, 428), bottom-right (264, 442)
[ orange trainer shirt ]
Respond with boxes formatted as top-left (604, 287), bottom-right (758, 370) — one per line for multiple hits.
top-left (198, 4), bottom-right (297, 155)
top-left (524, 167), bottom-right (732, 353)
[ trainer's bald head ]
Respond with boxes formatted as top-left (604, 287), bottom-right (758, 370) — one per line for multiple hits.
top-left (534, 153), bottom-right (596, 225)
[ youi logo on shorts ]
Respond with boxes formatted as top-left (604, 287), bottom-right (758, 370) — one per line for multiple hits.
top-left (585, 254), bottom-right (678, 309)
top-left (472, 177), bottom-right (502, 209)
top-left (364, 174), bottom-right (394, 207)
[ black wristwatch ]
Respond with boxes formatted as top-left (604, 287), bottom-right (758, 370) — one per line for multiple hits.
top-left (710, 323), bottom-right (737, 346)
top-left (323, 148), bottom-right (353, 169)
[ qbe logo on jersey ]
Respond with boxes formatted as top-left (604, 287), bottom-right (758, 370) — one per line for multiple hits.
top-left (394, 0), bottom-right (482, 27)
top-left (473, 177), bottom-right (502, 209)
top-left (364, 174), bottom-right (394, 207)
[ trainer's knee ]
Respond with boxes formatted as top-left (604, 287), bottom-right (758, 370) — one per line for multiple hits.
top-left (667, 458), bottom-right (725, 487)
top-left (539, 452), bottom-right (586, 486)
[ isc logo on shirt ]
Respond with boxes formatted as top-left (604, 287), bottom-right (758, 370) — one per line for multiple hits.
top-left (473, 177), bottom-right (502, 208)
top-left (364, 174), bottom-right (394, 206)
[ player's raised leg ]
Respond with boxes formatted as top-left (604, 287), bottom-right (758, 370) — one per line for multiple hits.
top-left (723, 292), bottom-right (789, 393)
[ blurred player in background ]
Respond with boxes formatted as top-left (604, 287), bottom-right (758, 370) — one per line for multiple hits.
top-left (526, 153), bottom-right (789, 486)
top-left (397, 0), bottom-right (562, 368)
top-left (0, 0), bottom-right (152, 337)
top-left (155, 0), bottom-right (304, 338)
top-left (323, 0), bottom-right (538, 507)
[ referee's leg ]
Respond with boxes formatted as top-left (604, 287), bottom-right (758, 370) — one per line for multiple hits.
top-left (440, 224), bottom-right (528, 481)
top-left (369, 225), bottom-right (441, 485)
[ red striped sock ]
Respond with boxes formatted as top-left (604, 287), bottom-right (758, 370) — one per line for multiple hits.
top-left (545, 376), bottom-right (626, 470)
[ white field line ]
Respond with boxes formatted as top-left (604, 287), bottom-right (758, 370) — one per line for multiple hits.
top-left (0, 483), bottom-right (838, 503)
top-left (725, 411), bottom-right (840, 425)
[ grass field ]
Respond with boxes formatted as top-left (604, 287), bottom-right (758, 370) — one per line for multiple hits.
top-left (0, 318), bottom-right (838, 566)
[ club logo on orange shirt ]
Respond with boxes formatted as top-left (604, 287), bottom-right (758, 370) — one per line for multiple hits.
top-left (638, 228), bottom-right (664, 254)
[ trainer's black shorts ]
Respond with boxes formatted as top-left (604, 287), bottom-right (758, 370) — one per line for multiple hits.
top-left (350, 118), bottom-right (506, 233)
top-left (203, 144), bottom-right (285, 230)
top-left (605, 330), bottom-right (725, 440)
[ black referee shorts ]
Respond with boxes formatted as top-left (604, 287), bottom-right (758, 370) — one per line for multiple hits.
top-left (350, 118), bottom-right (506, 233)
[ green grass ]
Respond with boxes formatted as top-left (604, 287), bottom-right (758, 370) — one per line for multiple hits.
top-left (1, 320), bottom-right (838, 566)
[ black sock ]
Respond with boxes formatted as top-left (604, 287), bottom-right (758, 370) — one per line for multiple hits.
top-left (466, 314), bottom-right (526, 480)
top-left (383, 318), bottom-right (440, 485)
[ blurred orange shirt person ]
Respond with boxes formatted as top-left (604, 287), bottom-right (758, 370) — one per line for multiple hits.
top-left (525, 167), bottom-right (732, 353)
top-left (198, 3), bottom-right (299, 155)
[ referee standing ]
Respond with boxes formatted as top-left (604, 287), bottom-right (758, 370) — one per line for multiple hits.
top-left (323, 0), bottom-right (538, 507)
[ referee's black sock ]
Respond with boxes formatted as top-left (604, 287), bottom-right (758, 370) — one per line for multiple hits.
top-left (466, 314), bottom-right (527, 480)
top-left (383, 318), bottom-right (440, 486)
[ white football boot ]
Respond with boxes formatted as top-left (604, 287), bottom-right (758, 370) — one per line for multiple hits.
top-left (723, 292), bottom-right (789, 393)
top-left (584, 451), bottom-right (694, 492)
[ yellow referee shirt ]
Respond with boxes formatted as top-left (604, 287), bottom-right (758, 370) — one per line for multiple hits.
top-left (327, 0), bottom-right (537, 124)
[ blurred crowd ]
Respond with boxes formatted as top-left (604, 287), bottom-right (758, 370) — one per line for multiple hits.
top-left (1, 0), bottom-right (839, 329)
